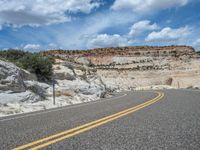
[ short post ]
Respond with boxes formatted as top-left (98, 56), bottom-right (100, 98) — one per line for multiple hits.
top-left (52, 79), bottom-right (56, 105)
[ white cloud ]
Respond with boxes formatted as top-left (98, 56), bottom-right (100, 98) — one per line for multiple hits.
top-left (51, 11), bottom-right (137, 49)
top-left (48, 43), bottom-right (58, 49)
top-left (0, 0), bottom-right (101, 28)
top-left (111, 0), bottom-right (188, 13)
top-left (145, 26), bottom-right (190, 42)
top-left (192, 38), bottom-right (200, 50)
top-left (129, 20), bottom-right (159, 36)
top-left (0, 10), bottom-right (136, 50)
top-left (23, 44), bottom-right (41, 50)
top-left (86, 34), bottom-right (130, 49)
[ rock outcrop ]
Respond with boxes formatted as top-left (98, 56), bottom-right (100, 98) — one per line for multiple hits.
top-left (53, 59), bottom-right (107, 100)
top-left (0, 60), bottom-right (27, 92)
top-left (44, 45), bottom-right (200, 90)
top-left (0, 60), bottom-right (49, 103)
top-left (0, 59), bottom-right (108, 116)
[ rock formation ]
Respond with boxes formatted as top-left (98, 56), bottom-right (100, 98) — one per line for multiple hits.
top-left (0, 59), bottom-right (107, 116)
top-left (44, 45), bottom-right (200, 90)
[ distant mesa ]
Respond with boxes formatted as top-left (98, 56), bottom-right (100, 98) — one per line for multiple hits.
top-left (43, 45), bottom-right (196, 57)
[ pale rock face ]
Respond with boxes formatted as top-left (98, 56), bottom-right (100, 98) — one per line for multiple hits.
top-left (0, 60), bottom-right (51, 105)
top-left (0, 60), bottom-right (38, 92)
top-left (75, 57), bottom-right (90, 65)
top-left (0, 91), bottom-right (41, 104)
top-left (24, 81), bottom-right (50, 100)
top-left (21, 69), bottom-right (37, 81)
top-left (53, 61), bottom-right (107, 100)
top-left (44, 46), bottom-right (200, 91)
top-left (0, 60), bottom-right (26, 92)
top-left (53, 63), bottom-right (76, 80)
top-left (0, 59), bottom-right (108, 116)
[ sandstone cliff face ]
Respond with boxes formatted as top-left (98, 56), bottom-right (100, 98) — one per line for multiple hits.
top-left (0, 60), bottom-right (38, 92)
top-left (53, 59), bottom-right (107, 100)
top-left (44, 45), bottom-right (195, 56)
top-left (0, 60), bottom-right (26, 92)
top-left (0, 60), bottom-right (49, 103)
top-left (0, 59), bottom-right (107, 116)
top-left (44, 46), bottom-right (200, 90)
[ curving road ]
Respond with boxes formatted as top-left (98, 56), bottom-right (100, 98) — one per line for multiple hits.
top-left (0, 89), bottom-right (200, 150)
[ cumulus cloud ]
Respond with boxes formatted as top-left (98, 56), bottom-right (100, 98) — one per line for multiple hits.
top-left (192, 39), bottom-right (200, 50)
top-left (0, 0), bottom-right (101, 28)
top-left (129, 20), bottom-right (159, 36)
top-left (111, 0), bottom-right (188, 13)
top-left (145, 26), bottom-right (191, 42)
top-left (86, 34), bottom-right (130, 49)
top-left (23, 44), bottom-right (41, 50)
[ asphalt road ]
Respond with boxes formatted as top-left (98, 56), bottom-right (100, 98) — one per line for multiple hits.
top-left (0, 89), bottom-right (200, 150)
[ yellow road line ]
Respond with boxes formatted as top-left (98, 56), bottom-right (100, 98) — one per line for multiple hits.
top-left (31, 92), bottom-right (164, 150)
top-left (13, 92), bottom-right (162, 150)
top-left (13, 92), bottom-right (164, 150)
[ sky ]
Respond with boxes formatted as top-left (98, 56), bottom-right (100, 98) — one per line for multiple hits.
top-left (0, 0), bottom-right (200, 51)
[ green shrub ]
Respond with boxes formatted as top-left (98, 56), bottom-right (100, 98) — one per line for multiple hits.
top-left (0, 49), bottom-right (28, 62)
top-left (0, 49), bottom-right (54, 82)
top-left (19, 54), bottom-right (54, 81)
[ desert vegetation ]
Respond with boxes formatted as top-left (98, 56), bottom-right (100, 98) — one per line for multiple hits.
top-left (0, 49), bottom-right (54, 81)
top-left (43, 45), bottom-right (195, 57)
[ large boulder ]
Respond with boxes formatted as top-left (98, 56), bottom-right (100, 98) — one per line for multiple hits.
top-left (0, 60), bottom-right (26, 92)
top-left (0, 60), bottom-right (37, 92)
top-left (0, 90), bottom-right (41, 104)
top-left (24, 81), bottom-right (50, 99)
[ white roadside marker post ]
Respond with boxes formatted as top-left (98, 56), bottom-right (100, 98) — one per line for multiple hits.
top-left (52, 78), bottom-right (56, 105)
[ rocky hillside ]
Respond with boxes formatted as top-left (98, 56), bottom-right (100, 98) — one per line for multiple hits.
top-left (44, 45), bottom-right (200, 90)
top-left (1, 45), bottom-right (199, 116)
top-left (0, 59), bottom-right (107, 116)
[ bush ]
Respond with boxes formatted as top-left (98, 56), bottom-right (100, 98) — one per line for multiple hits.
top-left (0, 50), bottom-right (54, 82)
top-left (0, 49), bottom-right (28, 62)
top-left (19, 54), bottom-right (54, 81)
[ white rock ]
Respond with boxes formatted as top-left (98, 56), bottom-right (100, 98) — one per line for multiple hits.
top-left (0, 90), bottom-right (41, 104)
top-left (0, 60), bottom-right (26, 92)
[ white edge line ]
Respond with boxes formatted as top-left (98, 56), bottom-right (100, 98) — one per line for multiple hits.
top-left (0, 93), bottom-right (128, 122)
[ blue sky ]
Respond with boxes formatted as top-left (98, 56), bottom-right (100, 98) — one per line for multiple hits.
top-left (0, 0), bottom-right (200, 51)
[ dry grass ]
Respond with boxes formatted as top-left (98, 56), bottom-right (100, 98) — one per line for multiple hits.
top-left (62, 91), bottom-right (72, 96)
top-left (55, 91), bottom-right (62, 97)
top-left (55, 90), bottom-right (72, 97)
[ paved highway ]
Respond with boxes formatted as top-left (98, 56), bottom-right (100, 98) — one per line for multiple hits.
top-left (0, 89), bottom-right (200, 150)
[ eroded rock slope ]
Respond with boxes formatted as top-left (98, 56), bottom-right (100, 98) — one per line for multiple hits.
top-left (0, 59), bottom-right (107, 116)
top-left (44, 46), bottom-right (200, 90)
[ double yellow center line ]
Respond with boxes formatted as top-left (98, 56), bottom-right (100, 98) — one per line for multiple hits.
top-left (13, 91), bottom-right (164, 150)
